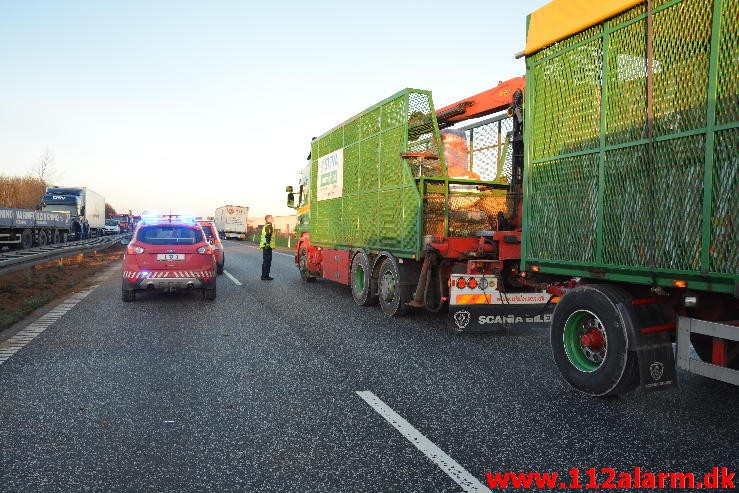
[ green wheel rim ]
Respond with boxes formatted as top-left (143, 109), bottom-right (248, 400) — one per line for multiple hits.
top-left (354, 263), bottom-right (365, 293)
top-left (563, 309), bottom-right (608, 372)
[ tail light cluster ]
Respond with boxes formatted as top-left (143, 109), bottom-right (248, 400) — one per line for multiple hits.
top-left (127, 245), bottom-right (145, 255)
top-left (197, 245), bottom-right (213, 255)
top-left (455, 276), bottom-right (490, 290)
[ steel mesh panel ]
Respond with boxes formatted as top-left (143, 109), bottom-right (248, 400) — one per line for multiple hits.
top-left (524, 0), bottom-right (738, 289)
top-left (360, 108), bottom-right (381, 140)
top-left (359, 136), bottom-right (379, 191)
top-left (716, 0), bottom-right (739, 125)
top-left (408, 92), bottom-right (442, 178)
top-left (605, 16), bottom-right (647, 145)
top-left (423, 193), bottom-right (445, 236)
top-left (603, 137), bottom-right (704, 270)
top-left (400, 186), bottom-right (420, 251)
top-left (527, 155), bottom-right (598, 263)
top-left (344, 119), bottom-right (360, 145)
top-left (711, 128), bottom-right (739, 274)
top-left (529, 38), bottom-right (603, 161)
top-left (377, 189), bottom-right (403, 249)
top-left (343, 143), bottom-right (360, 196)
top-left (379, 126), bottom-right (406, 188)
top-left (307, 90), bottom-right (426, 254)
top-left (651, 0), bottom-right (712, 137)
top-left (382, 97), bottom-right (406, 129)
top-left (462, 116), bottom-right (514, 182)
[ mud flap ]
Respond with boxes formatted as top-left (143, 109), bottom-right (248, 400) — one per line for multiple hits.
top-left (637, 343), bottom-right (677, 391)
top-left (449, 303), bottom-right (553, 333)
top-left (616, 302), bottom-right (678, 391)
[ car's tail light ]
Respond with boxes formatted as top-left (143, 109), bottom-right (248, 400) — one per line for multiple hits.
top-left (127, 245), bottom-right (145, 254)
top-left (197, 245), bottom-right (213, 254)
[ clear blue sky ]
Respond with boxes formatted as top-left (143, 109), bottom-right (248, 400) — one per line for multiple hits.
top-left (0, 0), bottom-right (544, 219)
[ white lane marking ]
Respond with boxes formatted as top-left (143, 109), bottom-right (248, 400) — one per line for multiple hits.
top-left (356, 391), bottom-right (492, 493)
top-left (0, 285), bottom-right (98, 367)
top-left (241, 244), bottom-right (293, 257)
top-left (223, 270), bottom-right (242, 286)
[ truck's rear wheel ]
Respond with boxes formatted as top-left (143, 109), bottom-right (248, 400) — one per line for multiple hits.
top-left (551, 285), bottom-right (640, 396)
top-left (378, 257), bottom-right (412, 317)
top-left (351, 251), bottom-right (377, 306)
top-left (38, 230), bottom-right (48, 247)
top-left (299, 246), bottom-right (316, 283)
top-left (52, 230), bottom-right (60, 244)
top-left (21, 229), bottom-right (33, 249)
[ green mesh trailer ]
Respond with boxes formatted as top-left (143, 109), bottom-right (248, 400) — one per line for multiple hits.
top-left (286, 82), bottom-right (555, 320)
top-left (522, 0), bottom-right (738, 395)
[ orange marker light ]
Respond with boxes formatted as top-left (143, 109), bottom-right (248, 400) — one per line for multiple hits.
top-left (531, 265), bottom-right (540, 272)
top-left (673, 280), bottom-right (687, 288)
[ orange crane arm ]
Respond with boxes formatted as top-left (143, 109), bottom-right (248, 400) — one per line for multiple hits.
top-left (436, 76), bottom-right (525, 127)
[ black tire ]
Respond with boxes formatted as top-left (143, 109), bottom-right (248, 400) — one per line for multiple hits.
top-left (691, 333), bottom-right (739, 370)
top-left (377, 256), bottom-right (413, 317)
top-left (20, 229), bottom-right (34, 249)
top-left (217, 257), bottom-right (224, 275)
top-left (38, 230), bottom-right (48, 247)
top-left (550, 285), bottom-right (640, 397)
top-left (122, 289), bottom-right (135, 302)
top-left (351, 251), bottom-right (378, 306)
top-left (203, 288), bottom-right (217, 301)
top-left (52, 230), bottom-right (61, 244)
top-left (299, 246), bottom-right (316, 283)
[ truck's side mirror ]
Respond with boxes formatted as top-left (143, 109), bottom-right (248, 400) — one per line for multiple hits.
top-left (286, 186), bottom-right (295, 209)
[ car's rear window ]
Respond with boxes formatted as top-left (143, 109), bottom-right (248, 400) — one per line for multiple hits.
top-left (137, 225), bottom-right (203, 245)
top-left (199, 224), bottom-right (215, 239)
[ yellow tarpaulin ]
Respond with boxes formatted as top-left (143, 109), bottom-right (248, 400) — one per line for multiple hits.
top-left (524, 0), bottom-right (644, 55)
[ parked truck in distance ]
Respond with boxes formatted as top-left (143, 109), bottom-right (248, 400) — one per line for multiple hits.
top-left (214, 205), bottom-right (249, 240)
top-left (0, 207), bottom-right (72, 249)
top-left (40, 187), bottom-right (105, 240)
top-left (110, 213), bottom-right (135, 233)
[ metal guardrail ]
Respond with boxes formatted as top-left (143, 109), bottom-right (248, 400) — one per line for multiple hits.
top-left (0, 234), bottom-right (131, 276)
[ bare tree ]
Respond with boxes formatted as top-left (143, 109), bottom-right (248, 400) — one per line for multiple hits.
top-left (32, 148), bottom-right (57, 183)
top-left (105, 203), bottom-right (117, 218)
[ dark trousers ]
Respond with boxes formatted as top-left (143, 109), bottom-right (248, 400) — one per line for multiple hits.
top-left (261, 247), bottom-right (272, 278)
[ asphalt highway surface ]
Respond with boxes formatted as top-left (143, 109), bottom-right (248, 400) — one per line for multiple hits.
top-left (1, 241), bottom-right (737, 492)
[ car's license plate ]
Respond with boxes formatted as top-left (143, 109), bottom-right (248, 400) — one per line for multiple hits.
top-left (157, 254), bottom-right (185, 261)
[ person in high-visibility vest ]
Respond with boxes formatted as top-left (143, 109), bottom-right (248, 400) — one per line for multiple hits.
top-left (260, 215), bottom-right (276, 280)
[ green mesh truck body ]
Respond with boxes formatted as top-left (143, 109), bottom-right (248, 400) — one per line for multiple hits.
top-left (286, 81), bottom-right (554, 322)
top-left (522, 0), bottom-right (738, 395)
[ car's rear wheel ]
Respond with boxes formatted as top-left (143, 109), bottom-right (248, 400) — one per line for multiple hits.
top-left (203, 288), bottom-right (216, 301)
top-left (217, 262), bottom-right (224, 275)
top-left (122, 289), bottom-right (135, 302)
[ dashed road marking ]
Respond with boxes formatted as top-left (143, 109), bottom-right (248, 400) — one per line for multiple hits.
top-left (241, 244), bottom-right (293, 257)
top-left (356, 390), bottom-right (492, 493)
top-left (0, 285), bottom-right (98, 366)
top-left (223, 270), bottom-right (242, 286)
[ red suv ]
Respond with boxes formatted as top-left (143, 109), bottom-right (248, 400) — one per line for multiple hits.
top-left (122, 215), bottom-right (217, 301)
top-left (197, 220), bottom-right (225, 274)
